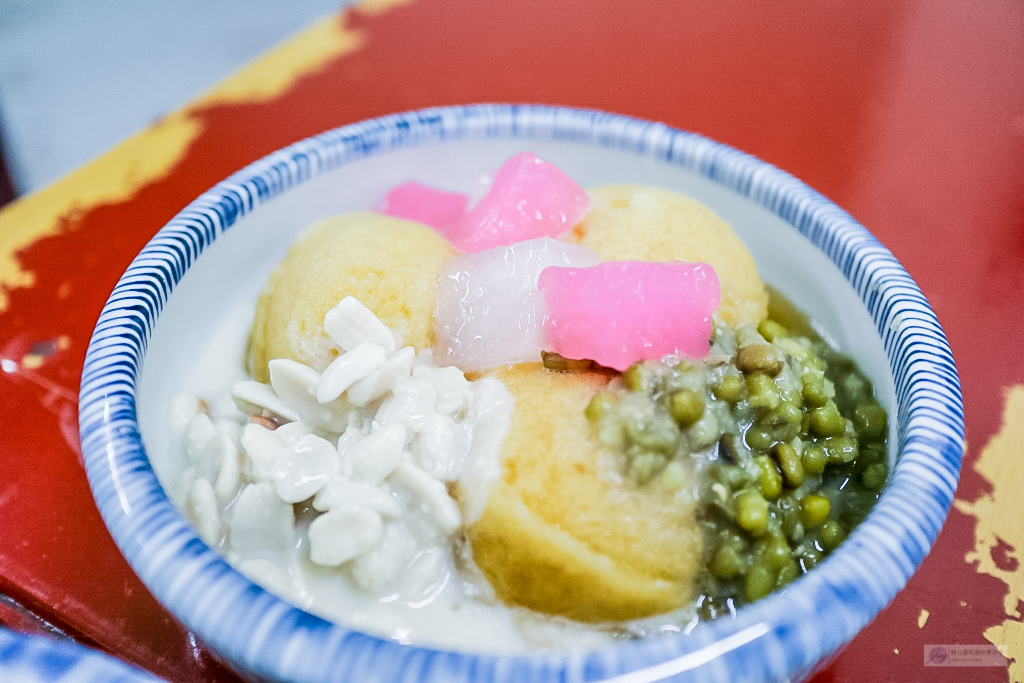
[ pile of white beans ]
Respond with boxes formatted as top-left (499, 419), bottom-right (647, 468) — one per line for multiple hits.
top-left (170, 296), bottom-right (513, 604)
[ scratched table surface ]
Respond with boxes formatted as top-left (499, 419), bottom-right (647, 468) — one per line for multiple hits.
top-left (0, 1), bottom-right (1021, 681)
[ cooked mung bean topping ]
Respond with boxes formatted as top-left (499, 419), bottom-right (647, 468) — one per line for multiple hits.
top-left (583, 311), bottom-right (889, 616)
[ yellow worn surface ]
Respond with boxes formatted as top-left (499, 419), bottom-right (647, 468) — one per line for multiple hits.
top-left (249, 212), bottom-right (456, 381)
top-left (955, 384), bottom-right (1024, 681)
top-left (0, 111), bottom-right (202, 310)
top-left (191, 14), bottom-right (361, 107)
top-left (358, 0), bottom-right (417, 14)
top-left (467, 364), bottom-right (702, 622)
top-left (568, 185), bottom-right (769, 328)
top-left (0, 7), bottom-right (375, 312)
top-left (984, 620), bottom-right (1022, 671)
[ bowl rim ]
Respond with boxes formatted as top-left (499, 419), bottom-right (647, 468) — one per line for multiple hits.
top-left (0, 626), bottom-right (162, 682)
top-left (79, 104), bottom-right (964, 683)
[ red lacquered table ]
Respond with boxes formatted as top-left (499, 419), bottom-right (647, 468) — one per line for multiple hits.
top-left (0, 1), bottom-right (1021, 680)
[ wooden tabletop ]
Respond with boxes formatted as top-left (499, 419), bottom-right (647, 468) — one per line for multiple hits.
top-left (0, 1), bottom-right (1021, 680)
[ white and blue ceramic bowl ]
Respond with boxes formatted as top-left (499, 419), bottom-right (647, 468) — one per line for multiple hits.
top-left (79, 105), bottom-right (964, 682)
top-left (0, 628), bottom-right (161, 683)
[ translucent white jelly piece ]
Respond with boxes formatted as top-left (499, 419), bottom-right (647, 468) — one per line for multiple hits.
top-left (434, 237), bottom-right (599, 371)
top-left (324, 296), bottom-right (397, 353)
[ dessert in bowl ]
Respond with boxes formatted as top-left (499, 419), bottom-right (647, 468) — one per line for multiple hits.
top-left (79, 105), bottom-right (963, 682)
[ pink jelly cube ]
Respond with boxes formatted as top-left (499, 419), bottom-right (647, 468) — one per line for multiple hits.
top-left (377, 181), bottom-right (469, 231)
top-left (538, 261), bottom-right (721, 371)
top-left (445, 152), bottom-right (590, 253)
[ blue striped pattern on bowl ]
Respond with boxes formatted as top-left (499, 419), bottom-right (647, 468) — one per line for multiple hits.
top-left (0, 628), bottom-right (161, 683)
top-left (79, 105), bottom-right (964, 682)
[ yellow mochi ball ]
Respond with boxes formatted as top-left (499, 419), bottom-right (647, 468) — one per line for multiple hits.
top-left (568, 185), bottom-right (768, 327)
top-left (467, 364), bottom-right (702, 623)
top-left (249, 212), bottom-right (456, 381)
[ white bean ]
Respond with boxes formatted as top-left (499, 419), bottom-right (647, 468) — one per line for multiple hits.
top-left (213, 435), bottom-right (242, 502)
top-left (411, 413), bottom-right (462, 479)
top-left (317, 343), bottom-right (387, 404)
top-left (269, 433), bottom-right (338, 503)
top-left (347, 346), bottom-right (415, 407)
top-left (414, 365), bottom-right (471, 416)
top-left (388, 462), bottom-right (462, 534)
top-left (229, 482), bottom-right (295, 556)
top-left (349, 524), bottom-right (418, 591)
top-left (268, 358), bottom-right (349, 432)
top-left (236, 558), bottom-right (306, 606)
top-left (240, 423), bottom-right (282, 482)
top-left (187, 478), bottom-right (222, 547)
top-left (184, 413), bottom-right (217, 461)
top-left (374, 376), bottom-right (437, 433)
top-left (170, 393), bottom-right (202, 437)
top-left (308, 508), bottom-right (383, 567)
top-left (196, 431), bottom-right (234, 484)
top-left (347, 424), bottom-right (407, 484)
top-left (323, 296), bottom-right (396, 353)
top-left (312, 478), bottom-right (403, 518)
top-left (231, 380), bottom-right (300, 422)
top-left (402, 548), bottom-right (447, 601)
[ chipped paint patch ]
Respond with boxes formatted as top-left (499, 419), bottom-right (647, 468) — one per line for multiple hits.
top-left (919, 609), bottom-right (929, 628)
top-left (984, 621), bottom-right (1021, 666)
top-left (956, 384), bottom-right (1024, 680)
top-left (191, 13), bottom-right (362, 108)
top-left (0, 4), bottom-right (387, 312)
top-left (358, 0), bottom-right (418, 16)
top-left (0, 110), bottom-right (203, 311)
